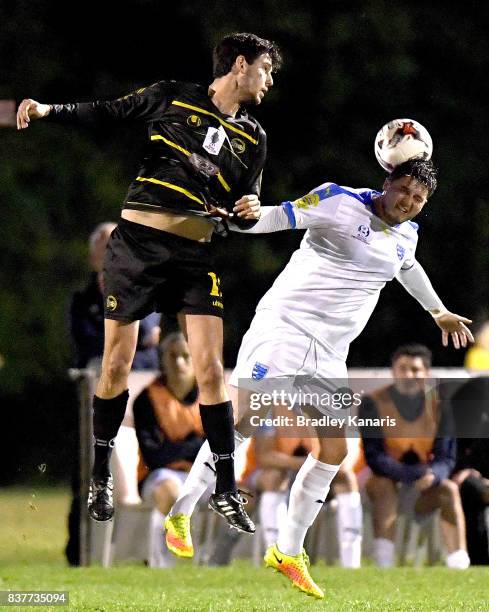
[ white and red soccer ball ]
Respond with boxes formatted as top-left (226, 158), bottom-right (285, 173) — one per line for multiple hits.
top-left (375, 118), bottom-right (433, 172)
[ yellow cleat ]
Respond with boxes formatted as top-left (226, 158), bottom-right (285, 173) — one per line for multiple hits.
top-left (264, 544), bottom-right (324, 599)
top-left (165, 513), bottom-right (194, 558)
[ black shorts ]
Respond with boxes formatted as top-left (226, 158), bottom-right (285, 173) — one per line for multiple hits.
top-left (103, 219), bottom-right (224, 321)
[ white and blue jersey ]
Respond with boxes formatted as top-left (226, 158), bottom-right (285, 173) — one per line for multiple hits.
top-left (251, 183), bottom-right (419, 362)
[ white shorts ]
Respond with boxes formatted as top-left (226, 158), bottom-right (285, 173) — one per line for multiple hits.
top-left (229, 310), bottom-right (347, 390)
top-left (229, 311), bottom-right (349, 422)
top-left (140, 468), bottom-right (188, 504)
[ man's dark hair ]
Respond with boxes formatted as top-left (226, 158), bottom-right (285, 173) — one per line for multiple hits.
top-left (391, 343), bottom-right (432, 369)
top-left (388, 158), bottom-right (438, 197)
top-left (213, 32), bottom-right (282, 78)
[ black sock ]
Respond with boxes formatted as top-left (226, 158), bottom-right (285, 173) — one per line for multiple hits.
top-left (92, 390), bottom-right (128, 480)
top-left (199, 401), bottom-right (236, 494)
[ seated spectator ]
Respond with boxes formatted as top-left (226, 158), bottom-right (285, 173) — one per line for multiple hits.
top-left (133, 332), bottom-right (204, 562)
top-left (451, 376), bottom-right (489, 564)
top-left (464, 321), bottom-right (489, 371)
top-left (359, 344), bottom-right (470, 569)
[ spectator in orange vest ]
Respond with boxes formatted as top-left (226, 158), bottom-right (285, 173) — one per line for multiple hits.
top-left (133, 332), bottom-right (204, 563)
top-left (359, 344), bottom-right (469, 569)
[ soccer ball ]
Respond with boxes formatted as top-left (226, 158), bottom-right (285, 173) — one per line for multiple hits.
top-left (374, 118), bottom-right (433, 172)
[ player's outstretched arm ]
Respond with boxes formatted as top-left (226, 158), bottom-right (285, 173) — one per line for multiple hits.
top-left (17, 99), bottom-right (51, 129)
top-left (228, 202), bottom-right (291, 233)
top-left (396, 260), bottom-right (474, 349)
top-left (433, 311), bottom-right (474, 349)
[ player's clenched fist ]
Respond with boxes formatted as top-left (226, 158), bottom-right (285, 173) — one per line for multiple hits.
top-left (16, 99), bottom-right (51, 130)
top-left (233, 194), bottom-right (261, 219)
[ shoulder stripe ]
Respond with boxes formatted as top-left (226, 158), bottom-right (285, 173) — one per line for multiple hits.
top-left (282, 201), bottom-right (296, 228)
top-left (313, 184), bottom-right (381, 206)
top-left (171, 100), bottom-right (258, 145)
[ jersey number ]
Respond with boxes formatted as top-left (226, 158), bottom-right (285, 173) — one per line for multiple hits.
top-left (208, 272), bottom-right (222, 297)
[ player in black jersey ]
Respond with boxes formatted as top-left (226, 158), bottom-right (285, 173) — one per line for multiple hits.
top-left (17, 33), bottom-right (282, 534)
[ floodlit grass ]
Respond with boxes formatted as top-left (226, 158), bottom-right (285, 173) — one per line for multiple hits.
top-left (1, 488), bottom-right (488, 611)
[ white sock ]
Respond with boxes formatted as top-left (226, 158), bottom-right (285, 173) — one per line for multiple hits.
top-left (170, 432), bottom-right (246, 516)
top-left (373, 537), bottom-right (395, 568)
top-left (336, 491), bottom-right (363, 568)
top-left (277, 453), bottom-right (340, 556)
top-left (259, 491), bottom-right (287, 549)
top-left (446, 549), bottom-right (470, 569)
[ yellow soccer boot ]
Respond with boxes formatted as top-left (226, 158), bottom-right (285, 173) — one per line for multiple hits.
top-left (264, 544), bottom-right (324, 599)
top-left (165, 513), bottom-right (193, 558)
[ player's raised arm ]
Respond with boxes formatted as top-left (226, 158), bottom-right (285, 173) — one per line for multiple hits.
top-left (17, 81), bottom-right (173, 129)
top-left (16, 99), bottom-right (51, 129)
top-left (228, 202), bottom-right (291, 233)
top-left (396, 260), bottom-right (474, 349)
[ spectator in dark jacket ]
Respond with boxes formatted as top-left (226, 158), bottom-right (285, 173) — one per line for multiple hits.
top-left (70, 222), bottom-right (161, 370)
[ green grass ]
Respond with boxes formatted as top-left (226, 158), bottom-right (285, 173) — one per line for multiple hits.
top-left (1, 488), bottom-right (488, 611)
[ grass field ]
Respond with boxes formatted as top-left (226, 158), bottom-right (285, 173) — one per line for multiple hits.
top-left (1, 487), bottom-right (488, 611)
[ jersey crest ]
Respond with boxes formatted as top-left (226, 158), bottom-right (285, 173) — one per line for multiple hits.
top-left (252, 362), bottom-right (269, 380)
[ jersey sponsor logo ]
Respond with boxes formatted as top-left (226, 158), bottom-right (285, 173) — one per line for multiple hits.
top-left (106, 295), bottom-right (118, 312)
top-left (187, 114), bottom-right (202, 127)
top-left (203, 125), bottom-right (226, 155)
top-left (294, 193), bottom-right (320, 209)
top-left (231, 137), bottom-right (246, 154)
top-left (396, 244), bottom-right (405, 260)
top-left (352, 224), bottom-right (371, 244)
top-left (252, 362), bottom-right (269, 380)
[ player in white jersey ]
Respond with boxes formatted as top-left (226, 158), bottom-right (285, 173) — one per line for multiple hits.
top-left (165, 159), bottom-right (473, 597)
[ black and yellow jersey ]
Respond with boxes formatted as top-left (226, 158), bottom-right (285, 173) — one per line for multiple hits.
top-left (49, 81), bottom-right (267, 221)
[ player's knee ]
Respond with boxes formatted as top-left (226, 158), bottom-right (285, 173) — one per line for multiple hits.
top-left (104, 356), bottom-right (132, 384)
top-left (195, 358), bottom-right (225, 393)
